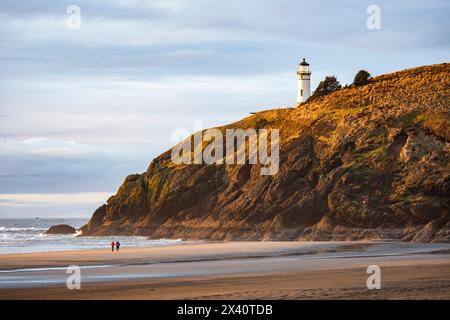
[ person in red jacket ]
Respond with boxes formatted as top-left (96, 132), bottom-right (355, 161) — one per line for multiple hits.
top-left (111, 241), bottom-right (115, 252)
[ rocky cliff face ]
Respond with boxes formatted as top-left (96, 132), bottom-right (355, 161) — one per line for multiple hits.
top-left (81, 64), bottom-right (450, 242)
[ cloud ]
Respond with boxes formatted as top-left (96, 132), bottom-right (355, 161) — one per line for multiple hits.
top-left (0, 192), bottom-right (111, 205)
top-left (0, 137), bottom-right (158, 193)
top-left (1, 137), bottom-right (114, 160)
top-left (0, 192), bottom-right (112, 218)
top-left (21, 138), bottom-right (93, 157)
top-left (0, 0), bottom-right (169, 20)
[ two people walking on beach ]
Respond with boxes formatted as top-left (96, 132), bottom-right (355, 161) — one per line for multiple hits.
top-left (111, 240), bottom-right (121, 252)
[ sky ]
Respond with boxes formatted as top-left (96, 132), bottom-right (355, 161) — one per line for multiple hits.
top-left (0, 0), bottom-right (449, 218)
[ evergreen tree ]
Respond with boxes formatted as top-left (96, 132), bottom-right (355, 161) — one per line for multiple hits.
top-left (310, 76), bottom-right (342, 100)
top-left (353, 70), bottom-right (371, 86)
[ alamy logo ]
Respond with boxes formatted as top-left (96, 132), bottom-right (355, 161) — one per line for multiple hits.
top-left (66, 5), bottom-right (81, 30)
top-left (366, 265), bottom-right (381, 290)
top-left (171, 125), bottom-right (279, 176)
top-left (66, 265), bottom-right (81, 289)
top-left (366, 5), bottom-right (381, 30)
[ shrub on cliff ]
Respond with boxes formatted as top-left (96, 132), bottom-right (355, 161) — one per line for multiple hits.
top-left (353, 70), bottom-right (372, 86)
top-left (310, 75), bottom-right (342, 100)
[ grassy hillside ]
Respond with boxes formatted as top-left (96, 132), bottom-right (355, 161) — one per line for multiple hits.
top-left (81, 63), bottom-right (450, 242)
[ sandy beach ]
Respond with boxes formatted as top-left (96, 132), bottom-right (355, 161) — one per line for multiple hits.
top-left (0, 241), bottom-right (449, 299)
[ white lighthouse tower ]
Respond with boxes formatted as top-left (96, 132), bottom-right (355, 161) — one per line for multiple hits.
top-left (297, 58), bottom-right (311, 104)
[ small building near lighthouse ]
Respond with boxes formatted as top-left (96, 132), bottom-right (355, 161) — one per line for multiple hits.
top-left (297, 58), bottom-right (311, 104)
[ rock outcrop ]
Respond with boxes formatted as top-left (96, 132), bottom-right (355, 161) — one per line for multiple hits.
top-left (45, 224), bottom-right (77, 235)
top-left (81, 63), bottom-right (450, 242)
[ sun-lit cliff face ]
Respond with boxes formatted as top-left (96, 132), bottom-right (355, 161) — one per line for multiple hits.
top-left (81, 63), bottom-right (450, 242)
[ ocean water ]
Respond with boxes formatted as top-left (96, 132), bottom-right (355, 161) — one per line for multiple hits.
top-left (0, 218), bottom-right (185, 254)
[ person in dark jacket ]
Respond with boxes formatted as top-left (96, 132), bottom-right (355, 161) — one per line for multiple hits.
top-left (116, 240), bottom-right (121, 252)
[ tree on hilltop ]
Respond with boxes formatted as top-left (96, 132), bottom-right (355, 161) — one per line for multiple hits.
top-left (353, 70), bottom-right (372, 86)
top-left (310, 76), bottom-right (342, 100)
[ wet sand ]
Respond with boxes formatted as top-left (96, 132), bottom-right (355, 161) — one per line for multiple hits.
top-left (0, 241), bottom-right (449, 299)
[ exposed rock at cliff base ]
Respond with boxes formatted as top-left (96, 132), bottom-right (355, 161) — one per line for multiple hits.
top-left (80, 63), bottom-right (450, 242)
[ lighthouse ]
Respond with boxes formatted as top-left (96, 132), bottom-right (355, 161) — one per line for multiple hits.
top-left (297, 58), bottom-right (311, 104)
